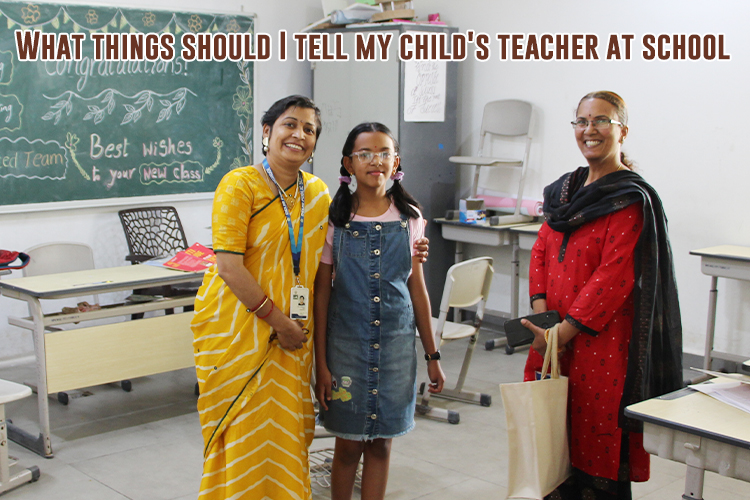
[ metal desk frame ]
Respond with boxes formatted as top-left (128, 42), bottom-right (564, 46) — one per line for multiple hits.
top-left (689, 245), bottom-right (750, 370)
top-left (626, 381), bottom-right (750, 500)
top-left (0, 265), bottom-right (202, 458)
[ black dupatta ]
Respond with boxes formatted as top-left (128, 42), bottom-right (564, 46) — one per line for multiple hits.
top-left (543, 166), bottom-right (683, 431)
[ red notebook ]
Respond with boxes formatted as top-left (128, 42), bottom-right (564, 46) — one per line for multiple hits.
top-left (163, 243), bottom-right (216, 272)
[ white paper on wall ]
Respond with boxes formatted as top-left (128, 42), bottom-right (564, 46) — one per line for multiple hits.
top-left (403, 58), bottom-right (446, 122)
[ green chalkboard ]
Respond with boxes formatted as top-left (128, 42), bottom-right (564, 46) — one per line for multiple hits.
top-left (0, 2), bottom-right (254, 208)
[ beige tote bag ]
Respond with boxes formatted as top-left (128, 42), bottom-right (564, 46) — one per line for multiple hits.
top-left (500, 326), bottom-right (571, 499)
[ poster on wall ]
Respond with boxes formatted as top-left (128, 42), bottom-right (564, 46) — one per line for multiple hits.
top-left (403, 57), bottom-right (446, 122)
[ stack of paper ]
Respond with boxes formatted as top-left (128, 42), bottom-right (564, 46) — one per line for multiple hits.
top-left (689, 368), bottom-right (750, 414)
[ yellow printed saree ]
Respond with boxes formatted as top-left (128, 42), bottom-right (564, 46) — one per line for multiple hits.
top-left (191, 166), bottom-right (330, 500)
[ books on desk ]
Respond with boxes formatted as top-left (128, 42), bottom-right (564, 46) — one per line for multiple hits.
top-left (144, 243), bottom-right (215, 272)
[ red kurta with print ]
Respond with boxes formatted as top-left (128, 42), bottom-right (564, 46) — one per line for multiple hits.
top-left (524, 202), bottom-right (649, 483)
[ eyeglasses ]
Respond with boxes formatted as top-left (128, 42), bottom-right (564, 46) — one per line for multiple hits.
top-left (571, 118), bottom-right (623, 130)
top-left (350, 151), bottom-right (397, 163)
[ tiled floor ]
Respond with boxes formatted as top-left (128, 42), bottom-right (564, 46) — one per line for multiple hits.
top-left (2, 329), bottom-right (750, 499)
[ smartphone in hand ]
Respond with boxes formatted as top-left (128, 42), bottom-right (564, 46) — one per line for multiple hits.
top-left (504, 311), bottom-right (561, 348)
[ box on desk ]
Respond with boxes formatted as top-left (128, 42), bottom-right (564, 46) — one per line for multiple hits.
top-left (459, 198), bottom-right (486, 224)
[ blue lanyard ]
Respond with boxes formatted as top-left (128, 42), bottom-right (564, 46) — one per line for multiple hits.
top-left (262, 158), bottom-right (305, 277)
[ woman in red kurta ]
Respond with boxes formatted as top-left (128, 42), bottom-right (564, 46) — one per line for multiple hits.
top-left (521, 91), bottom-right (682, 499)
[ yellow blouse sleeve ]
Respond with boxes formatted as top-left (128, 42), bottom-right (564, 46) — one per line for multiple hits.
top-left (212, 169), bottom-right (255, 254)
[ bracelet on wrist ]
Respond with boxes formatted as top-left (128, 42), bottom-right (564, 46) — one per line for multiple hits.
top-left (256, 299), bottom-right (274, 319)
top-left (247, 295), bottom-right (269, 314)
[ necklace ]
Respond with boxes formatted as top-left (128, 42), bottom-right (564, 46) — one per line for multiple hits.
top-left (617, 164), bottom-right (627, 171)
top-left (261, 163), bottom-right (299, 209)
top-left (284, 181), bottom-right (299, 210)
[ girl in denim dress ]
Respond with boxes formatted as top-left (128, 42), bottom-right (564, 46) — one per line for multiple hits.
top-left (314, 122), bottom-right (446, 500)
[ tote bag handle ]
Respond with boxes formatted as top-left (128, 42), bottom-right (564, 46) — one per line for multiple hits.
top-left (539, 324), bottom-right (560, 380)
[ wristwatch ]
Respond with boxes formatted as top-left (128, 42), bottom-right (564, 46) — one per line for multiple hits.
top-left (424, 350), bottom-right (441, 361)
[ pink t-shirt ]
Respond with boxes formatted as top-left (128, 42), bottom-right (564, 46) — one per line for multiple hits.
top-left (321, 203), bottom-right (425, 265)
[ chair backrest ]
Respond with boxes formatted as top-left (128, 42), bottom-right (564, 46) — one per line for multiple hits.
top-left (480, 99), bottom-right (533, 138)
top-left (118, 206), bottom-right (189, 261)
top-left (23, 242), bottom-right (99, 311)
top-left (439, 256), bottom-right (494, 313)
top-left (23, 242), bottom-right (95, 277)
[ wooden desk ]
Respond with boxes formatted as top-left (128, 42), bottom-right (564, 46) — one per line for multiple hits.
top-left (0, 265), bottom-right (203, 457)
top-left (689, 245), bottom-right (750, 369)
top-left (625, 381), bottom-right (750, 500)
top-left (434, 219), bottom-right (541, 352)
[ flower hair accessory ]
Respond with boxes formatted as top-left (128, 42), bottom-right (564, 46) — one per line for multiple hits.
top-left (390, 171), bottom-right (404, 181)
top-left (338, 175), bottom-right (352, 184)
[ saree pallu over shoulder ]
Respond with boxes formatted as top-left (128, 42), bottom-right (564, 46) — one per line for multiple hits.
top-left (192, 168), bottom-right (330, 500)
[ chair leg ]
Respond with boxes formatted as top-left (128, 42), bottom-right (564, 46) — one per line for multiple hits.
top-left (0, 404), bottom-right (41, 494)
top-left (431, 335), bottom-right (492, 407)
top-left (415, 389), bottom-right (460, 425)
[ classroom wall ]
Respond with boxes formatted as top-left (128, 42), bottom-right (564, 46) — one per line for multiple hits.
top-left (0, 0), bottom-right (324, 360)
top-left (412, 0), bottom-right (750, 357)
top-left (2, 0), bottom-right (746, 362)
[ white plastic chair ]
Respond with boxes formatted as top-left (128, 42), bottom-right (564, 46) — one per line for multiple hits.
top-left (23, 242), bottom-right (99, 298)
top-left (18, 243), bottom-right (130, 404)
top-left (0, 379), bottom-right (40, 494)
top-left (415, 256), bottom-right (494, 424)
top-left (449, 100), bottom-right (535, 224)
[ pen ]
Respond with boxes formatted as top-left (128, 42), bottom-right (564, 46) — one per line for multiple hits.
top-left (72, 280), bottom-right (114, 286)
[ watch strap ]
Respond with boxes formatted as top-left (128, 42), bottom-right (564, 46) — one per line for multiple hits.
top-left (424, 350), bottom-right (441, 361)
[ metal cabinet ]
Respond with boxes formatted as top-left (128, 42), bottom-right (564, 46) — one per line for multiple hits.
top-left (312, 24), bottom-right (458, 312)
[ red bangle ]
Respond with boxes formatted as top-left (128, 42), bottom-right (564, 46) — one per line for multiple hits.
top-left (248, 295), bottom-right (269, 314)
top-left (256, 299), bottom-right (274, 319)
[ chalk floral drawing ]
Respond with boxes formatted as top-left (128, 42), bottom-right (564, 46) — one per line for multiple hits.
top-left (21, 4), bottom-right (40, 24)
top-left (187, 15), bottom-right (202, 33)
top-left (232, 86), bottom-right (251, 117)
top-left (206, 138), bottom-right (223, 175)
top-left (85, 9), bottom-right (98, 25)
top-left (64, 132), bottom-right (91, 180)
top-left (41, 88), bottom-right (197, 126)
top-left (225, 19), bottom-right (241, 33)
top-left (142, 12), bottom-right (156, 27)
top-left (235, 61), bottom-right (252, 167)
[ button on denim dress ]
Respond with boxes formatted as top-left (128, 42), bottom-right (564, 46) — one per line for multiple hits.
top-left (321, 215), bottom-right (417, 440)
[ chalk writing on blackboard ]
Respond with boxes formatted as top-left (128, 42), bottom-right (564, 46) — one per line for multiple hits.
top-left (0, 2), bottom-right (255, 209)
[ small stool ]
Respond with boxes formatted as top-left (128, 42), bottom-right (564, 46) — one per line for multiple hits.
top-left (0, 379), bottom-right (40, 494)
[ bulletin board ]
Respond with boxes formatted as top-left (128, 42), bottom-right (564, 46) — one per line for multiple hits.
top-left (0, 2), bottom-right (254, 210)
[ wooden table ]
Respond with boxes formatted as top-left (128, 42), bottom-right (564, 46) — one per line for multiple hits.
top-left (689, 245), bottom-right (750, 369)
top-left (434, 219), bottom-right (541, 352)
top-left (625, 380), bottom-right (750, 499)
top-left (0, 264), bottom-right (203, 457)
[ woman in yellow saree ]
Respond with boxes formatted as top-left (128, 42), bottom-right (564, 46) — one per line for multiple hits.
top-left (192, 95), bottom-right (330, 500)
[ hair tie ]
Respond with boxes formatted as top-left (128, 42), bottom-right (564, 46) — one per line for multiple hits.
top-left (338, 175), bottom-right (352, 185)
top-left (390, 171), bottom-right (404, 181)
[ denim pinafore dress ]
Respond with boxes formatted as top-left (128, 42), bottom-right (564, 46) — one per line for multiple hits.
top-left (321, 214), bottom-right (417, 440)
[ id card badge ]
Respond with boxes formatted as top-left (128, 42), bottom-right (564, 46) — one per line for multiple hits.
top-left (290, 285), bottom-right (309, 320)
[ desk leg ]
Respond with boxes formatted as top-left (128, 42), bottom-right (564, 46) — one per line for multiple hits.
top-left (18, 298), bottom-right (53, 457)
top-left (682, 465), bottom-right (705, 500)
top-left (486, 235), bottom-right (519, 353)
top-left (682, 438), bottom-right (706, 500)
top-left (510, 234), bottom-right (520, 319)
top-left (702, 276), bottom-right (719, 371)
